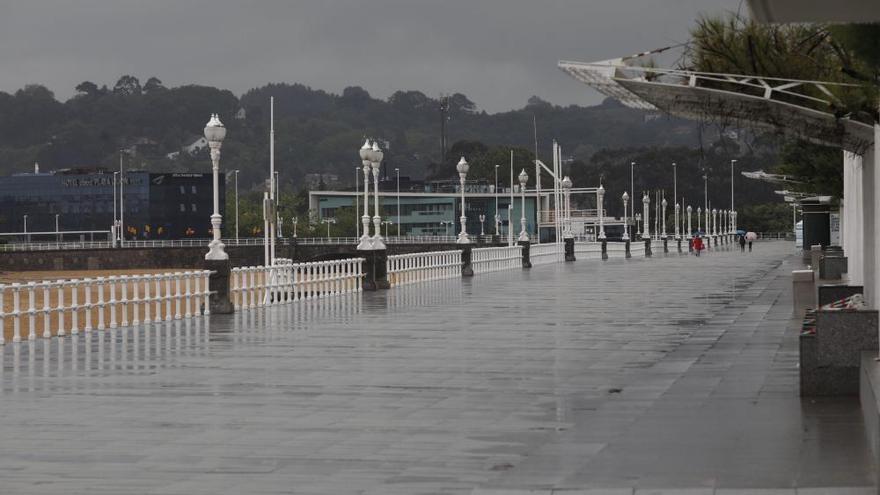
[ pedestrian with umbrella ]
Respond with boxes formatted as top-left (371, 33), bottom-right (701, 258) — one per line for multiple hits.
top-left (745, 231), bottom-right (758, 252)
top-left (739, 234), bottom-right (746, 252)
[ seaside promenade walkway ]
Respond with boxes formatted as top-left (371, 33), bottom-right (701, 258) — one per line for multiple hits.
top-left (0, 241), bottom-right (873, 494)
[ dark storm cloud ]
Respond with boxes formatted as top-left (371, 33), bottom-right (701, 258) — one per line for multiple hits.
top-left (0, 0), bottom-right (737, 112)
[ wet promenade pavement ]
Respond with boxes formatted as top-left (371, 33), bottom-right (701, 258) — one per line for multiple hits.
top-left (0, 241), bottom-right (874, 494)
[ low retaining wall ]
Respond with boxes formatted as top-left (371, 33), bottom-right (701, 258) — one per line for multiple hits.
top-left (0, 241), bottom-right (499, 272)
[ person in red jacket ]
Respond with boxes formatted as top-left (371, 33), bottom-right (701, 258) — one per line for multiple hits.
top-left (693, 236), bottom-right (704, 256)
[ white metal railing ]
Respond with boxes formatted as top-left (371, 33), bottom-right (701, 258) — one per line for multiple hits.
top-left (230, 258), bottom-right (363, 309)
top-left (0, 271), bottom-right (212, 344)
top-left (0, 235), bottom-right (513, 252)
top-left (630, 240), bottom-right (646, 257)
top-left (472, 246), bottom-right (522, 274)
top-left (606, 241), bottom-right (627, 258)
top-left (574, 241), bottom-right (603, 259)
top-left (530, 242), bottom-right (564, 265)
top-left (387, 250), bottom-right (462, 287)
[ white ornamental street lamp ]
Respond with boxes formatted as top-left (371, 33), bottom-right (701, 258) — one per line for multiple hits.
top-left (292, 217), bottom-right (298, 238)
top-left (562, 175), bottom-right (573, 239)
top-left (381, 219), bottom-right (393, 238)
top-left (635, 213), bottom-right (642, 237)
top-left (370, 141), bottom-right (385, 249)
top-left (712, 208), bottom-right (718, 236)
top-left (661, 197), bottom-right (667, 239)
top-left (518, 168), bottom-right (530, 242)
top-left (697, 207), bottom-right (702, 233)
top-left (494, 213), bottom-right (501, 238)
top-left (456, 157), bottom-right (471, 244)
top-left (357, 140), bottom-right (372, 250)
top-left (321, 217), bottom-right (336, 237)
top-left (204, 113), bottom-right (228, 261)
top-left (674, 202), bottom-right (681, 240)
top-left (642, 192), bottom-right (650, 240)
top-left (440, 220), bottom-right (452, 236)
top-left (479, 214), bottom-right (486, 236)
top-left (622, 191), bottom-right (630, 241)
top-left (686, 205), bottom-right (693, 238)
top-left (596, 185), bottom-right (606, 240)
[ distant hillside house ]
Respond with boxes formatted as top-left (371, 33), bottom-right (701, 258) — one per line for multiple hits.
top-left (183, 136), bottom-right (209, 156)
top-left (304, 173), bottom-right (340, 190)
top-left (235, 107), bottom-right (246, 120)
top-left (125, 137), bottom-right (160, 157)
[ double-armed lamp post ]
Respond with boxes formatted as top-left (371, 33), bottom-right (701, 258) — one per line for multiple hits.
top-left (204, 114), bottom-right (228, 261)
top-left (456, 157), bottom-right (471, 244)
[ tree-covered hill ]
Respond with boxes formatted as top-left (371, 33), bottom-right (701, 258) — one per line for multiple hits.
top-left (0, 76), bottom-right (707, 191)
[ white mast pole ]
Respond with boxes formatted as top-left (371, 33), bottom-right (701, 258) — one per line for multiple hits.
top-left (269, 96), bottom-right (276, 264)
top-left (534, 115), bottom-right (541, 244)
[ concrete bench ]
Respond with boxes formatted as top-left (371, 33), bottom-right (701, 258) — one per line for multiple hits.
top-left (801, 308), bottom-right (878, 396)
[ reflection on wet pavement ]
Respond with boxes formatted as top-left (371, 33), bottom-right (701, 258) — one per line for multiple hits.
top-left (0, 242), bottom-right (873, 494)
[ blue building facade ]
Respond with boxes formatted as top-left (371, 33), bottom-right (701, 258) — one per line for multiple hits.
top-left (0, 170), bottom-right (223, 240)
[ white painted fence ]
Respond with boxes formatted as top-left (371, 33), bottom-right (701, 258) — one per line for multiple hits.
top-left (230, 258), bottom-right (363, 309)
top-left (0, 271), bottom-right (212, 344)
top-left (630, 240), bottom-right (646, 257)
top-left (387, 250), bottom-right (462, 287)
top-left (574, 241), bottom-right (603, 259)
top-left (530, 242), bottom-right (564, 265)
top-left (472, 246), bottom-right (522, 274)
top-left (606, 242), bottom-right (628, 258)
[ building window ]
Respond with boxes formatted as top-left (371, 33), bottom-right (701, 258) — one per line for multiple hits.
top-left (191, 203), bottom-right (197, 212)
top-left (191, 185), bottom-right (197, 194)
top-left (180, 186), bottom-right (185, 195)
top-left (180, 204), bottom-right (186, 212)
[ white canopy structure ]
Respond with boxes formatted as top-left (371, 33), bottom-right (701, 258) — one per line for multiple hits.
top-left (559, 51), bottom-right (877, 305)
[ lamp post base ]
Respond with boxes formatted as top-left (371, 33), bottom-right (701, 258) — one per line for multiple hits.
top-left (356, 234), bottom-right (373, 251)
top-left (456, 233), bottom-right (471, 244)
top-left (205, 239), bottom-right (229, 261)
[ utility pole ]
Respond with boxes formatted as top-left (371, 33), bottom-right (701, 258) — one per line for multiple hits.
top-left (439, 95), bottom-right (449, 165)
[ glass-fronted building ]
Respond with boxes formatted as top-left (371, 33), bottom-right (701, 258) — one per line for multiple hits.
top-left (309, 189), bottom-right (539, 238)
top-left (0, 170), bottom-right (224, 240)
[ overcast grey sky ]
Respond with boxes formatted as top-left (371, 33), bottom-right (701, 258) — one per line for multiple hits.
top-left (0, 0), bottom-right (740, 112)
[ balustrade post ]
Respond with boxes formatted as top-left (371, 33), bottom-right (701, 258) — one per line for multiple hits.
top-left (96, 278), bottom-right (106, 330)
top-left (108, 277), bottom-right (118, 329)
top-left (84, 278), bottom-right (93, 332)
top-left (153, 276), bottom-right (162, 323)
top-left (12, 284), bottom-right (21, 342)
top-left (120, 276), bottom-right (129, 327)
top-left (174, 272), bottom-right (183, 319)
top-left (164, 275), bottom-right (173, 321)
top-left (361, 250), bottom-right (390, 290)
top-left (132, 276), bottom-right (140, 326)
top-left (204, 259), bottom-right (234, 314)
top-left (27, 282), bottom-right (37, 340)
top-left (71, 281), bottom-right (79, 335)
top-left (517, 241), bottom-right (532, 268)
top-left (184, 273), bottom-right (193, 318)
top-left (201, 271), bottom-right (211, 315)
top-left (42, 283), bottom-right (51, 338)
top-left (143, 277), bottom-right (152, 324)
top-left (564, 238), bottom-right (576, 262)
top-left (456, 246), bottom-right (472, 276)
top-left (56, 282), bottom-right (65, 337)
